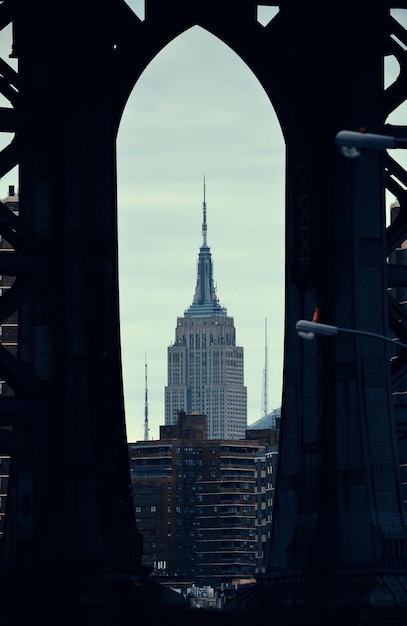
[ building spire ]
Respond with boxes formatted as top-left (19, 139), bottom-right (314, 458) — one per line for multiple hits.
top-left (184, 179), bottom-right (227, 318)
top-left (202, 175), bottom-right (207, 247)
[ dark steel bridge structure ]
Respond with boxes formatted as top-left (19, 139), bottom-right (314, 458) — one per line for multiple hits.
top-left (2, 1), bottom-right (407, 623)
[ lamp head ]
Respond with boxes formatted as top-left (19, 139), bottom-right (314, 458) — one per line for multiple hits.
top-left (296, 320), bottom-right (339, 338)
top-left (335, 130), bottom-right (397, 158)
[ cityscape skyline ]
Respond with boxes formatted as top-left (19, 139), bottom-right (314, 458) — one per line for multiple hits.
top-left (0, 20), bottom-right (286, 443)
top-left (4, 8), bottom-right (407, 444)
top-left (117, 25), bottom-right (286, 442)
top-left (2, 5), bottom-right (407, 622)
top-left (115, 6), bottom-right (407, 443)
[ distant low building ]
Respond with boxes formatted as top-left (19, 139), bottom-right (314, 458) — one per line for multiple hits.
top-left (248, 407), bottom-right (281, 431)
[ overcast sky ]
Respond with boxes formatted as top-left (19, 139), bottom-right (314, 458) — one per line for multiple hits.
top-left (1, 6), bottom-right (407, 443)
top-left (117, 6), bottom-right (285, 441)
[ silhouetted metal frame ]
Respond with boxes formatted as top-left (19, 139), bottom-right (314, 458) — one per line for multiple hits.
top-left (0, 0), bottom-right (407, 614)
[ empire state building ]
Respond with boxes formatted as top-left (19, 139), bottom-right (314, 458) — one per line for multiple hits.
top-left (165, 182), bottom-right (247, 439)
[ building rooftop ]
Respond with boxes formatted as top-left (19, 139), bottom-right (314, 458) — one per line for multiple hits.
top-left (248, 407), bottom-right (281, 430)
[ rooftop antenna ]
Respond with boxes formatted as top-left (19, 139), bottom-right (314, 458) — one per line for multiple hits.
top-left (202, 175), bottom-right (207, 246)
top-left (261, 318), bottom-right (269, 418)
top-left (144, 354), bottom-right (149, 441)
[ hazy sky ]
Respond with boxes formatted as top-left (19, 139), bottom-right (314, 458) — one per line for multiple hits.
top-left (117, 6), bottom-right (285, 441)
top-left (1, 5), bottom-right (407, 443)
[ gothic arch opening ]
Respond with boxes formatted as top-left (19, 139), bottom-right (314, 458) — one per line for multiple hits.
top-left (117, 25), bottom-right (285, 442)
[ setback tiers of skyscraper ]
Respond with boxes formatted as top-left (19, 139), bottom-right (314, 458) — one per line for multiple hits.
top-left (165, 181), bottom-right (247, 439)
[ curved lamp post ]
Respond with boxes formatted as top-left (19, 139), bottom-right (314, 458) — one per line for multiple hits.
top-left (335, 129), bottom-right (407, 158)
top-left (296, 319), bottom-right (407, 350)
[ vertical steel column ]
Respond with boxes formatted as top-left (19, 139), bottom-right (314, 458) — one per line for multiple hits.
top-left (254, 1), bottom-right (407, 612)
top-left (3, 0), bottom-right (142, 579)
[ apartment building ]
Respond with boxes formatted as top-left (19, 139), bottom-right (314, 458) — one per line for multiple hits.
top-left (129, 411), bottom-right (273, 587)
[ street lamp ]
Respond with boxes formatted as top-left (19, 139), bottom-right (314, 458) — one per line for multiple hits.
top-left (335, 129), bottom-right (407, 158)
top-left (296, 319), bottom-right (407, 350)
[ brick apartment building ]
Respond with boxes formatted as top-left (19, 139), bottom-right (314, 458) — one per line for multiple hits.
top-left (129, 411), bottom-right (277, 587)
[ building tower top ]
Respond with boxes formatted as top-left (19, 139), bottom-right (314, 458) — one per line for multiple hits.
top-left (184, 178), bottom-right (227, 318)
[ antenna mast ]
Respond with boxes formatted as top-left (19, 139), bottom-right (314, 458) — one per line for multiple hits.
top-left (144, 355), bottom-right (149, 441)
top-left (202, 175), bottom-right (207, 246)
top-left (261, 318), bottom-right (268, 418)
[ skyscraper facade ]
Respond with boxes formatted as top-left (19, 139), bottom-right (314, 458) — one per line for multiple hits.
top-left (165, 183), bottom-right (247, 439)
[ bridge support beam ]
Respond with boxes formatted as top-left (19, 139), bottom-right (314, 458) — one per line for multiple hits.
top-left (225, 2), bottom-right (407, 621)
